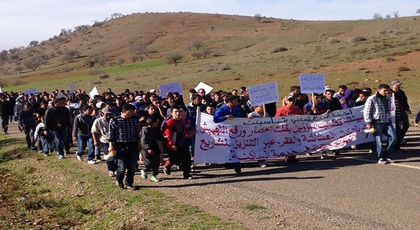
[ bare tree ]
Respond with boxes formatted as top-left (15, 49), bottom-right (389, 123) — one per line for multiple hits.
top-left (386, 14), bottom-right (391, 19)
top-left (61, 48), bottom-right (80, 63)
top-left (202, 48), bottom-right (212, 58)
top-left (129, 44), bottom-right (150, 57)
top-left (393, 11), bottom-right (399, 18)
top-left (373, 13), bottom-right (383, 19)
top-left (111, 13), bottom-right (123, 19)
top-left (417, 9), bottom-right (420, 14)
top-left (116, 58), bottom-right (126, 67)
top-left (191, 52), bottom-right (203, 59)
top-left (254, 13), bottom-right (263, 22)
top-left (14, 65), bottom-right (24, 73)
top-left (23, 54), bottom-right (46, 71)
top-left (165, 52), bottom-right (183, 66)
top-left (192, 40), bottom-right (203, 50)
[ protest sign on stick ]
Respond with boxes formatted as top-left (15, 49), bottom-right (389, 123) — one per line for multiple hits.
top-left (299, 74), bottom-right (326, 94)
top-left (248, 81), bottom-right (279, 107)
top-left (158, 82), bottom-right (183, 98)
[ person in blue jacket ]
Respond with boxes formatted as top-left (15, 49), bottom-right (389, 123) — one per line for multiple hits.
top-left (213, 95), bottom-right (244, 173)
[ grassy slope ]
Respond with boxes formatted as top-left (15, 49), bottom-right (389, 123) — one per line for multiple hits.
top-left (0, 133), bottom-right (243, 229)
top-left (1, 13), bottom-right (420, 111)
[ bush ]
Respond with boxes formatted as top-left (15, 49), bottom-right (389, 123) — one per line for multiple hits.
top-left (271, 47), bottom-right (288, 53)
top-left (397, 66), bottom-right (410, 71)
top-left (218, 64), bottom-right (231, 71)
top-left (327, 38), bottom-right (340, 44)
top-left (115, 77), bottom-right (125, 81)
top-left (384, 57), bottom-right (396, 62)
top-left (99, 74), bottom-right (110, 79)
top-left (403, 35), bottom-right (415, 41)
top-left (349, 36), bottom-right (367, 43)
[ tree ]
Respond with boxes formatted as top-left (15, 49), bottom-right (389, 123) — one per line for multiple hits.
top-left (129, 44), bottom-right (150, 57)
top-left (61, 48), bottom-right (80, 63)
top-left (393, 11), bottom-right (399, 18)
top-left (373, 13), bottom-right (383, 19)
top-left (202, 48), bottom-right (212, 58)
top-left (254, 14), bottom-right (263, 22)
top-left (192, 40), bottom-right (203, 50)
top-left (165, 52), bottom-right (183, 66)
top-left (116, 58), bottom-right (125, 67)
top-left (111, 13), bottom-right (123, 19)
top-left (417, 9), bottom-right (420, 14)
top-left (29, 40), bottom-right (39, 47)
top-left (23, 54), bottom-right (46, 71)
top-left (14, 65), bottom-right (24, 73)
top-left (0, 50), bottom-right (7, 62)
top-left (386, 14), bottom-right (391, 19)
top-left (191, 52), bottom-right (203, 59)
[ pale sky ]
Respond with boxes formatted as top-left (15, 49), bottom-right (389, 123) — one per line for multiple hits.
top-left (0, 0), bottom-right (419, 51)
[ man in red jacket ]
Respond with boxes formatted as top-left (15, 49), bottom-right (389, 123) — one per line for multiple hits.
top-left (162, 106), bottom-right (193, 179)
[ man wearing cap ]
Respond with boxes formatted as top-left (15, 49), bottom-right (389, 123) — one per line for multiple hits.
top-left (364, 84), bottom-right (396, 164)
top-left (92, 106), bottom-right (117, 176)
top-left (390, 79), bottom-right (411, 145)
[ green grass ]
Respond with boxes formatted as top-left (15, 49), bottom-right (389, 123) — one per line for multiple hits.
top-left (0, 133), bottom-right (244, 229)
top-left (245, 204), bottom-right (267, 210)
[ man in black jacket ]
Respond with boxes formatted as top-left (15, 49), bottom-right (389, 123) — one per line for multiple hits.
top-left (44, 97), bottom-right (71, 159)
top-left (0, 94), bottom-right (13, 134)
top-left (19, 103), bottom-right (37, 150)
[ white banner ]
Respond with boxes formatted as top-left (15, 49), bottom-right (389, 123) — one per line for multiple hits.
top-left (194, 106), bottom-right (374, 164)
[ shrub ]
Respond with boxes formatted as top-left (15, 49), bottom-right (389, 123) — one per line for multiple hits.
top-left (327, 38), bottom-right (340, 44)
top-left (398, 66), bottom-right (410, 71)
top-left (271, 47), bottom-right (288, 53)
top-left (384, 57), bottom-right (396, 62)
top-left (403, 35), bottom-right (415, 41)
top-left (99, 74), bottom-right (110, 79)
top-left (350, 36), bottom-right (367, 43)
top-left (218, 64), bottom-right (231, 71)
top-left (115, 77), bottom-right (125, 81)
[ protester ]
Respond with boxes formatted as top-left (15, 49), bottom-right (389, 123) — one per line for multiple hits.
top-left (19, 103), bottom-right (37, 150)
top-left (0, 94), bottom-right (13, 134)
top-left (162, 106), bottom-right (193, 179)
top-left (213, 95), bottom-right (244, 173)
top-left (34, 115), bottom-right (53, 157)
top-left (73, 105), bottom-right (96, 164)
top-left (108, 103), bottom-right (141, 190)
top-left (92, 107), bottom-right (117, 176)
top-left (140, 117), bottom-right (164, 182)
top-left (363, 84), bottom-right (396, 164)
top-left (247, 104), bottom-right (269, 167)
top-left (390, 79), bottom-right (411, 145)
top-left (44, 97), bottom-right (72, 159)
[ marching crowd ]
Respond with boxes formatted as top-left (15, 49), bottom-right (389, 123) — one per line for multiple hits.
top-left (0, 79), bottom-right (416, 189)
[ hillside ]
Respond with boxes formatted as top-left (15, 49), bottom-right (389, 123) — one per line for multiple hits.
top-left (0, 12), bottom-right (419, 108)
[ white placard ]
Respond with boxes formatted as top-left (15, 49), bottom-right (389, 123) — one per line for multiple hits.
top-left (89, 86), bottom-right (99, 99)
top-left (158, 82), bottom-right (183, 98)
top-left (248, 81), bottom-right (279, 107)
top-left (69, 82), bottom-right (75, 94)
top-left (195, 82), bottom-right (213, 94)
top-left (299, 74), bottom-right (326, 93)
top-left (0, 88), bottom-right (2, 93)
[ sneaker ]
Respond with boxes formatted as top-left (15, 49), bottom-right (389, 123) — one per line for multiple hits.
top-left (140, 170), bottom-right (148, 180)
top-left (183, 175), bottom-right (193, 180)
top-left (88, 160), bottom-right (96, 165)
top-left (234, 166), bottom-right (241, 173)
top-left (369, 149), bottom-right (374, 154)
top-left (108, 171), bottom-right (115, 177)
top-left (116, 181), bottom-right (124, 189)
top-left (77, 155), bottom-right (83, 161)
top-left (386, 158), bottom-right (396, 163)
top-left (351, 145), bottom-right (357, 150)
top-left (150, 175), bottom-right (161, 182)
top-left (320, 151), bottom-right (328, 159)
top-left (258, 160), bottom-right (267, 168)
top-left (126, 185), bottom-right (136, 191)
top-left (44, 154), bottom-right (48, 157)
top-left (163, 166), bottom-right (171, 175)
top-left (58, 155), bottom-right (64, 159)
top-left (377, 158), bottom-right (387, 164)
top-left (95, 159), bottom-right (102, 163)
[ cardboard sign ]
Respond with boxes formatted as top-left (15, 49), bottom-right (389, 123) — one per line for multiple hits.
top-left (195, 82), bottom-right (213, 94)
top-left (248, 81), bottom-right (279, 106)
top-left (299, 74), bottom-right (326, 93)
top-left (158, 82), bottom-right (183, 98)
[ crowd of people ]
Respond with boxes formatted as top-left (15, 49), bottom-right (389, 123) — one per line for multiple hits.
top-left (0, 79), bottom-right (416, 189)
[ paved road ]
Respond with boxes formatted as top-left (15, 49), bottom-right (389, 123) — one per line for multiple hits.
top-left (150, 128), bottom-right (420, 230)
top-left (7, 122), bottom-right (420, 229)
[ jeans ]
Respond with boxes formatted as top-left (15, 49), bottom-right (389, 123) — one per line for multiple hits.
top-left (1, 115), bottom-right (9, 133)
top-left (101, 142), bottom-right (117, 172)
top-left (23, 125), bottom-right (36, 148)
top-left (77, 135), bottom-right (94, 161)
top-left (164, 145), bottom-right (192, 178)
top-left (115, 142), bottom-right (138, 187)
top-left (40, 138), bottom-right (52, 154)
top-left (50, 128), bottom-right (67, 156)
top-left (373, 122), bottom-right (396, 159)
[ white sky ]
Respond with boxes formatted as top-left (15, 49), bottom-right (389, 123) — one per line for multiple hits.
top-left (0, 0), bottom-right (419, 50)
